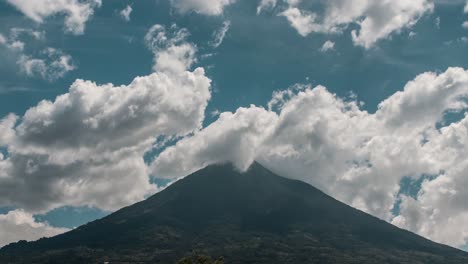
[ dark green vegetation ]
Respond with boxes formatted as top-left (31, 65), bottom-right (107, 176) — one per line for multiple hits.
top-left (176, 253), bottom-right (224, 264)
top-left (1, 163), bottom-right (467, 263)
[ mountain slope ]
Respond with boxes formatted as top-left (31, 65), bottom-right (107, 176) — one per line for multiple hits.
top-left (1, 162), bottom-right (467, 263)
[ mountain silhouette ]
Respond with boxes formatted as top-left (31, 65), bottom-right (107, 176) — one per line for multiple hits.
top-left (1, 162), bottom-right (467, 263)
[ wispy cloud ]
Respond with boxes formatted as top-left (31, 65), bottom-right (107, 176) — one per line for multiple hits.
top-left (211, 21), bottom-right (231, 48)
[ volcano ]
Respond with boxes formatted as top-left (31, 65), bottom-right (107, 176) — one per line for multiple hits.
top-left (1, 162), bottom-right (467, 263)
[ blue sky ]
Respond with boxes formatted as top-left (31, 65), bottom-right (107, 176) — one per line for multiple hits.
top-left (0, 0), bottom-right (468, 250)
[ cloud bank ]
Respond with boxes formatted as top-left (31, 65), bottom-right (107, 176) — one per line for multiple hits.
top-left (0, 68), bottom-right (210, 213)
top-left (0, 24), bottom-right (211, 215)
top-left (152, 67), bottom-right (468, 247)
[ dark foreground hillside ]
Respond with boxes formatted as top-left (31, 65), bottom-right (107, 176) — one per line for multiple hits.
top-left (1, 162), bottom-right (467, 264)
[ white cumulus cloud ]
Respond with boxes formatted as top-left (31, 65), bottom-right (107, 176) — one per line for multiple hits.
top-left (18, 48), bottom-right (75, 81)
top-left (0, 28), bottom-right (75, 81)
top-left (0, 114), bottom-right (17, 147)
top-left (393, 115), bottom-right (468, 247)
top-left (320, 40), bottom-right (335, 52)
top-left (0, 210), bottom-right (69, 248)
top-left (170, 0), bottom-right (235, 16)
top-left (152, 106), bottom-right (278, 178)
top-left (279, 7), bottom-right (319, 37)
top-left (279, 0), bottom-right (434, 48)
top-left (145, 24), bottom-right (197, 73)
top-left (257, 0), bottom-right (277, 14)
top-left (151, 67), bottom-right (468, 247)
top-left (0, 67), bottom-right (211, 213)
top-left (0, 24), bottom-right (212, 214)
top-left (6, 0), bottom-right (102, 35)
top-left (120, 5), bottom-right (132, 22)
